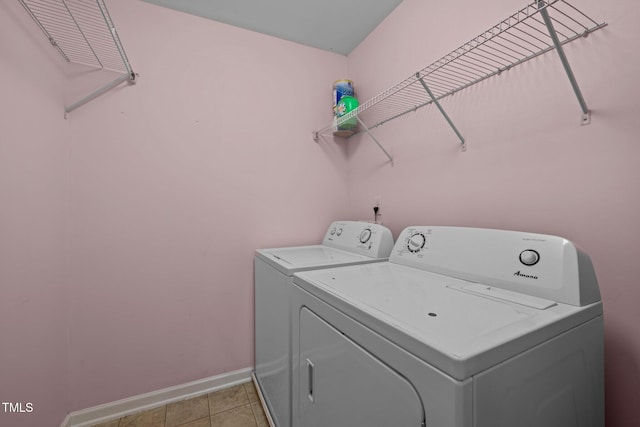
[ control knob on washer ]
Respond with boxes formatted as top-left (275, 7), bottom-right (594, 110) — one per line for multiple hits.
top-left (407, 233), bottom-right (426, 253)
top-left (359, 228), bottom-right (372, 244)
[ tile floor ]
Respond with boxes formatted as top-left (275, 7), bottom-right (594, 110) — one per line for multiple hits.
top-left (90, 381), bottom-right (269, 427)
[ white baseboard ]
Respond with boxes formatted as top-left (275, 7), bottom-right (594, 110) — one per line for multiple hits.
top-left (61, 367), bottom-right (253, 427)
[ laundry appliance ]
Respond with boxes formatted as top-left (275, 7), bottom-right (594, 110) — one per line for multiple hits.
top-left (254, 221), bottom-right (394, 427)
top-left (291, 226), bottom-right (603, 427)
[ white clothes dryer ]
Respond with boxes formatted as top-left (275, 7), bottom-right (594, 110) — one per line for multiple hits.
top-left (254, 221), bottom-right (394, 427)
top-left (291, 226), bottom-right (604, 427)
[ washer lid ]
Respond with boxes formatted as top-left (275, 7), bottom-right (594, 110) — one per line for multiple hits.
top-left (293, 262), bottom-right (603, 380)
top-left (256, 245), bottom-right (383, 275)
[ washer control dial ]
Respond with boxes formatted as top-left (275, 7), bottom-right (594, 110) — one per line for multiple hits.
top-left (336, 228), bottom-right (343, 236)
top-left (519, 249), bottom-right (540, 266)
top-left (407, 233), bottom-right (426, 253)
top-left (359, 228), bottom-right (372, 244)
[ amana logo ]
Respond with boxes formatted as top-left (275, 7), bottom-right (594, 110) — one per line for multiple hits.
top-left (514, 270), bottom-right (539, 280)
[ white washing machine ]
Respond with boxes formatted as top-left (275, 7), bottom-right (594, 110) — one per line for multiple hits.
top-left (254, 221), bottom-right (394, 427)
top-left (291, 226), bottom-right (604, 427)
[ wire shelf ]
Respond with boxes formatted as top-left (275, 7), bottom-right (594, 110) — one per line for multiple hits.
top-left (313, 0), bottom-right (606, 142)
top-left (19, 0), bottom-right (137, 115)
top-left (20, 0), bottom-right (133, 74)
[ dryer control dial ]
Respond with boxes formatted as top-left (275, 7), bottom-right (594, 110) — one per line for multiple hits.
top-left (407, 233), bottom-right (426, 253)
top-left (519, 249), bottom-right (540, 266)
top-left (359, 228), bottom-right (372, 244)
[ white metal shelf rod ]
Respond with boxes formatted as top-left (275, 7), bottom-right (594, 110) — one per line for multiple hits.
top-left (355, 116), bottom-right (394, 165)
top-left (64, 72), bottom-right (134, 117)
top-left (416, 73), bottom-right (466, 152)
top-left (537, 0), bottom-right (590, 124)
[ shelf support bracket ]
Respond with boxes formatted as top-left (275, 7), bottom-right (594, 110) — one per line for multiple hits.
top-left (64, 72), bottom-right (137, 118)
top-left (356, 116), bottom-right (394, 165)
top-left (537, 0), bottom-right (591, 125)
top-left (417, 73), bottom-right (466, 151)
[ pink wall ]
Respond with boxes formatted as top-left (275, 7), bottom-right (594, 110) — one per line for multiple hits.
top-left (3, 0), bottom-right (348, 424)
top-left (0, 2), bottom-right (69, 427)
top-left (65, 0), bottom-right (349, 413)
top-left (345, 1), bottom-right (640, 426)
top-left (4, 0), bottom-right (638, 425)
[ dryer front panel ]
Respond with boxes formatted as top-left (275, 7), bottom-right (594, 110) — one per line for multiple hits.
top-left (298, 307), bottom-right (424, 427)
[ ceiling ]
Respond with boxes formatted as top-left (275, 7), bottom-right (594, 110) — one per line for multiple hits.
top-left (141, 0), bottom-right (404, 55)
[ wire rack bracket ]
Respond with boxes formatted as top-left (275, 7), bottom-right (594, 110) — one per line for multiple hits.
top-left (313, 0), bottom-right (606, 162)
top-left (19, 0), bottom-right (137, 117)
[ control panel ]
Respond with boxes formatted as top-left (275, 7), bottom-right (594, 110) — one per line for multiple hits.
top-left (390, 226), bottom-right (600, 307)
top-left (323, 221), bottom-right (394, 259)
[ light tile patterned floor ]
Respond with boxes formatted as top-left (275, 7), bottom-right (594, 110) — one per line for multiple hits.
top-left (90, 381), bottom-right (269, 427)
